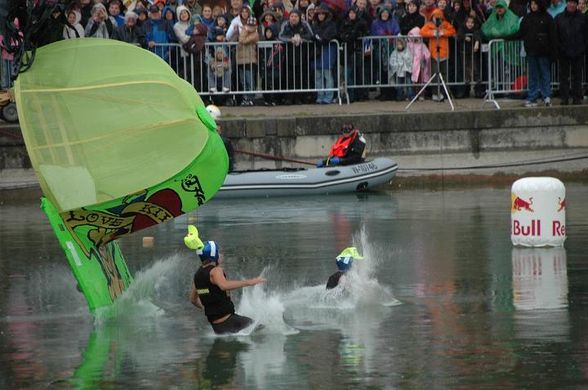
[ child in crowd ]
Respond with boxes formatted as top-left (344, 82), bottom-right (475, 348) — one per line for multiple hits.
top-left (259, 23), bottom-right (285, 105)
top-left (458, 15), bottom-right (483, 97)
top-left (407, 27), bottom-right (430, 99)
top-left (236, 16), bottom-right (259, 105)
top-left (260, 9), bottom-right (279, 35)
top-left (388, 37), bottom-right (413, 100)
top-left (209, 15), bottom-right (228, 42)
top-left (63, 9), bottom-right (85, 38)
top-left (208, 47), bottom-right (232, 93)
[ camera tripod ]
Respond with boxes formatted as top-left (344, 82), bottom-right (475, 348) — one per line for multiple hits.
top-left (405, 25), bottom-right (455, 111)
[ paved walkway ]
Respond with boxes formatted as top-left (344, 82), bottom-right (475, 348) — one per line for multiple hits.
top-left (219, 97), bottom-right (532, 119)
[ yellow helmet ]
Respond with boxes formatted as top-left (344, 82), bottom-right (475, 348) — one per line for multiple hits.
top-left (184, 225), bottom-right (204, 250)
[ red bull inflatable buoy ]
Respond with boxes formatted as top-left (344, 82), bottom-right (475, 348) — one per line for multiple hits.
top-left (511, 177), bottom-right (566, 247)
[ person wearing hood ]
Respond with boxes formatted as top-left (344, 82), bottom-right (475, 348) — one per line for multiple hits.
top-left (259, 22), bottom-right (285, 105)
top-left (184, 0), bottom-right (203, 23)
top-left (162, 5), bottom-right (178, 33)
top-left (516, 0), bottom-right (556, 107)
top-left (400, 0), bottom-right (424, 35)
top-left (548, 0), bottom-right (567, 17)
top-left (407, 26), bottom-right (431, 95)
top-left (85, 3), bottom-right (114, 39)
top-left (236, 16), bottom-right (260, 105)
top-left (260, 9), bottom-right (279, 35)
top-left (339, 5), bottom-right (370, 102)
top-left (112, 11), bottom-right (147, 47)
top-left (278, 8), bottom-right (314, 104)
top-left (312, 4), bottom-right (338, 104)
top-left (186, 227), bottom-right (266, 335)
top-left (420, 8), bottom-right (456, 101)
top-left (481, 0), bottom-right (520, 40)
top-left (226, 5), bottom-right (253, 41)
top-left (174, 5), bottom-right (192, 48)
top-left (63, 9), bottom-right (85, 39)
top-left (370, 5), bottom-right (400, 100)
top-left (305, 3), bottom-right (316, 22)
top-left (388, 37), bottom-right (413, 100)
top-left (555, 0), bottom-right (588, 105)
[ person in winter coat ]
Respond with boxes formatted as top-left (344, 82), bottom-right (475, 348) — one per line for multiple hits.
top-left (407, 27), bottom-right (431, 94)
top-left (312, 4), bottom-right (338, 104)
top-left (388, 37), bottom-right (413, 100)
top-left (370, 5), bottom-right (400, 99)
top-left (63, 9), bottom-right (85, 39)
top-left (516, 0), bottom-right (557, 107)
top-left (208, 47), bottom-right (232, 93)
top-left (85, 3), bottom-right (114, 39)
top-left (481, 0), bottom-right (520, 40)
top-left (226, 5), bottom-right (252, 42)
top-left (259, 23), bottom-right (285, 105)
top-left (555, 0), bottom-right (588, 104)
top-left (339, 6), bottom-right (370, 102)
top-left (457, 15), bottom-right (483, 97)
top-left (236, 16), bottom-right (260, 105)
top-left (112, 11), bottom-right (147, 47)
top-left (420, 8), bottom-right (456, 101)
top-left (400, 0), bottom-right (425, 35)
top-left (278, 9), bottom-right (314, 103)
top-left (173, 5), bottom-right (193, 57)
top-left (144, 5), bottom-right (175, 61)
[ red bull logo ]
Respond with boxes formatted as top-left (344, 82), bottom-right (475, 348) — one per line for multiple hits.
top-left (557, 197), bottom-right (566, 212)
top-left (512, 219), bottom-right (541, 236)
top-left (512, 194), bottom-right (533, 212)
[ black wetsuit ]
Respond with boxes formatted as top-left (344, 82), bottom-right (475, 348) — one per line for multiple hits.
top-left (326, 271), bottom-right (345, 289)
top-left (194, 265), bottom-right (253, 334)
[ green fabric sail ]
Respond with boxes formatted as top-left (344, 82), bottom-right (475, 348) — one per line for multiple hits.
top-left (14, 38), bottom-right (225, 212)
top-left (14, 39), bottom-right (228, 312)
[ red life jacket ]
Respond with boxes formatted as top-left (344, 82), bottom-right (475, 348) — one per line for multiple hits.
top-left (329, 130), bottom-right (358, 158)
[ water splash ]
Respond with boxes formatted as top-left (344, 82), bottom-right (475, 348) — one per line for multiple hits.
top-left (95, 254), bottom-right (187, 324)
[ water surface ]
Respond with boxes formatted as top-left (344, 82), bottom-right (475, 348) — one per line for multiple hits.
top-left (1, 185), bottom-right (587, 388)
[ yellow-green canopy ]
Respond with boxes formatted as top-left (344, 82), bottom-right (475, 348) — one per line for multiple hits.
top-left (15, 39), bottom-right (216, 212)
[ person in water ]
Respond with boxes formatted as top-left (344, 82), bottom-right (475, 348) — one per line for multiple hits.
top-left (326, 247), bottom-right (364, 289)
top-left (317, 123), bottom-right (367, 168)
top-left (186, 226), bottom-right (265, 334)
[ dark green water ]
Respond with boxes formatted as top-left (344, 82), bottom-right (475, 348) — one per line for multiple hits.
top-left (1, 185), bottom-right (587, 389)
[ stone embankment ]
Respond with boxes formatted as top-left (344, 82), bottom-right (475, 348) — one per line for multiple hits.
top-left (1, 98), bottom-right (587, 195)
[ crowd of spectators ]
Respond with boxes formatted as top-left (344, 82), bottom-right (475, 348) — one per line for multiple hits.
top-left (1, 0), bottom-right (588, 106)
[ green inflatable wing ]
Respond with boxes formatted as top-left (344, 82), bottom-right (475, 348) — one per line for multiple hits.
top-left (14, 39), bottom-right (228, 312)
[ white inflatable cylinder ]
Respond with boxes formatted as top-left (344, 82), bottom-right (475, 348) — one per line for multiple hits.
top-left (511, 177), bottom-right (566, 247)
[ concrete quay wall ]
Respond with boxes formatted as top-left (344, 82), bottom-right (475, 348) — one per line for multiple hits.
top-left (1, 102), bottom-right (588, 174)
top-left (221, 105), bottom-right (588, 170)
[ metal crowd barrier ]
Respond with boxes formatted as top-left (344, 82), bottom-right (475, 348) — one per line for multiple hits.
top-left (485, 39), bottom-right (588, 109)
top-left (157, 40), bottom-right (343, 105)
top-left (342, 34), bottom-right (486, 104)
top-left (3, 38), bottom-right (587, 109)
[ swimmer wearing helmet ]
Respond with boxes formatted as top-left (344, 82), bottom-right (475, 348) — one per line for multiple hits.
top-left (186, 225), bottom-right (265, 334)
top-left (326, 247), bottom-right (363, 289)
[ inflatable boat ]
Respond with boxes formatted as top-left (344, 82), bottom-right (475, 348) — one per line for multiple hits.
top-left (215, 157), bottom-right (398, 198)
